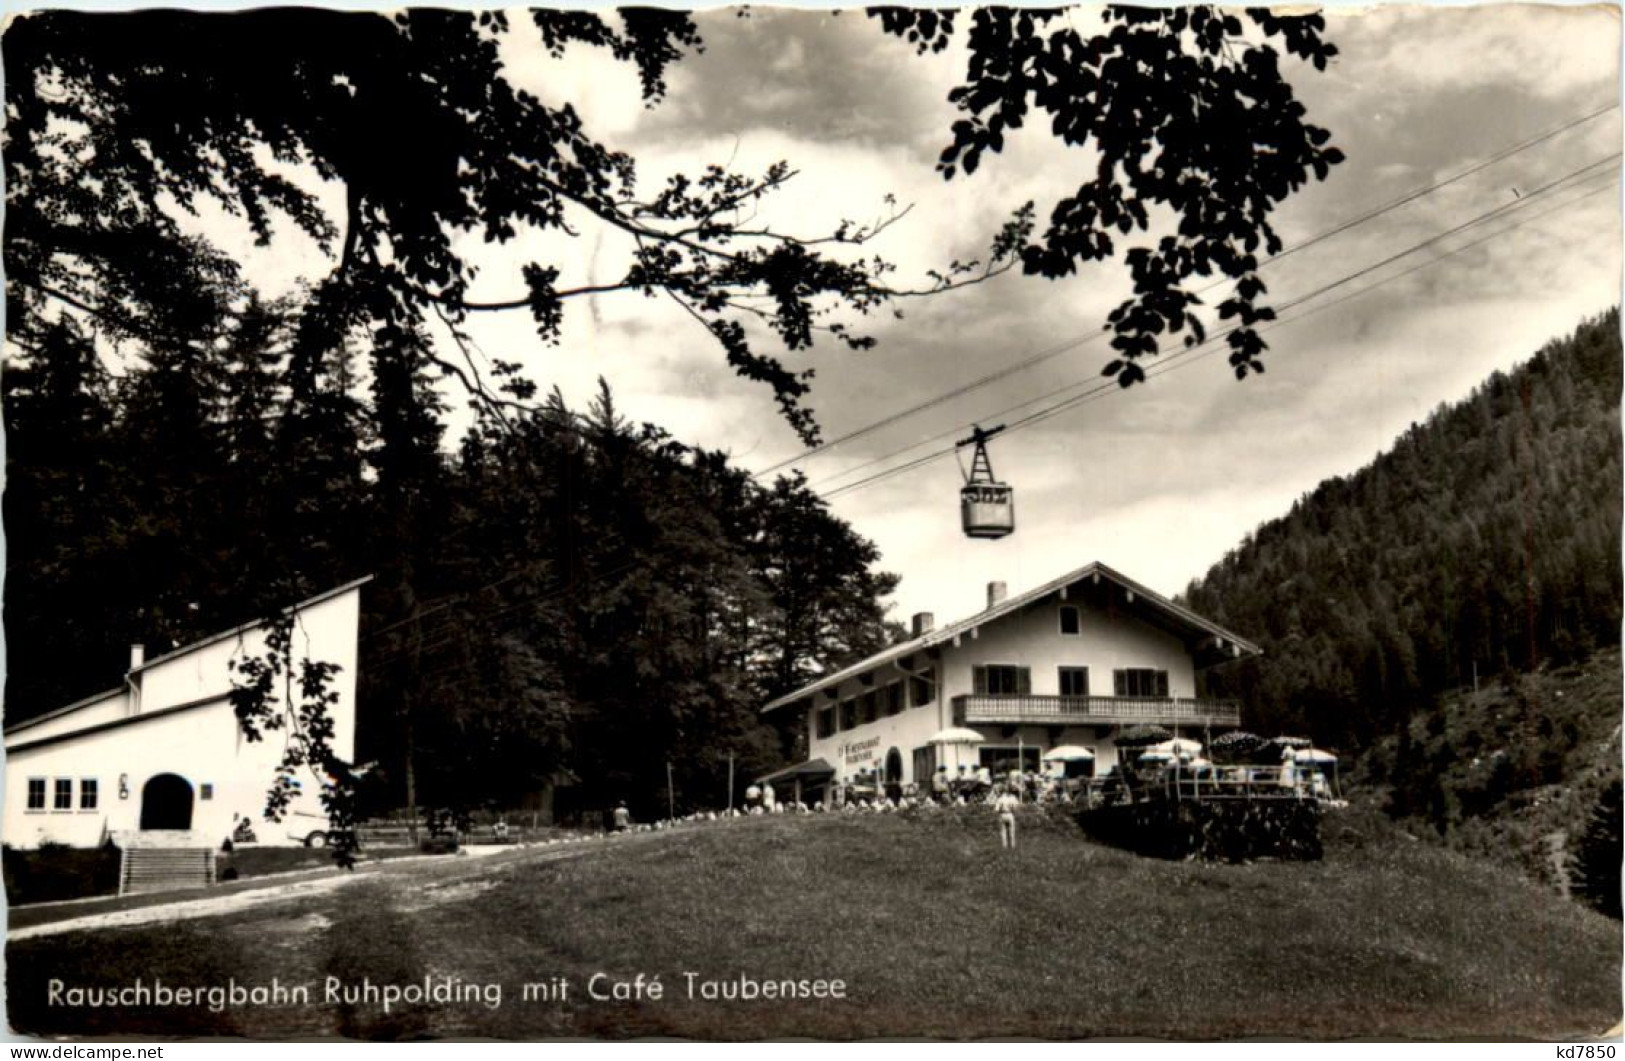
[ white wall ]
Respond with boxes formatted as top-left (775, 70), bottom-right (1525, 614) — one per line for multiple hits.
top-left (136, 586), bottom-right (361, 758)
top-left (939, 597), bottom-right (1196, 701)
top-left (805, 668), bottom-right (944, 784)
top-left (2, 583), bottom-right (363, 850)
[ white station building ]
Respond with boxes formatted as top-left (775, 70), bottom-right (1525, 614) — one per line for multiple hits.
top-left (760, 562), bottom-right (1260, 801)
top-left (3, 578), bottom-right (367, 850)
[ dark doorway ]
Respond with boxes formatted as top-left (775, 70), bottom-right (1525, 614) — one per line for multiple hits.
top-left (980, 746), bottom-right (1041, 774)
top-left (140, 773), bottom-right (194, 830)
top-left (883, 748), bottom-right (904, 802)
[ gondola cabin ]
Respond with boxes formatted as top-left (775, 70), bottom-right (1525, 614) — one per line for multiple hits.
top-left (961, 482), bottom-right (1015, 539)
top-left (957, 423), bottom-right (1015, 540)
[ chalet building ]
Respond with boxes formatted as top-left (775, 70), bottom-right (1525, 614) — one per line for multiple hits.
top-left (2, 578), bottom-right (367, 851)
top-left (760, 562), bottom-right (1259, 801)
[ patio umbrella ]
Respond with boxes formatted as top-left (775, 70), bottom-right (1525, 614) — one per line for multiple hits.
top-left (1115, 724), bottom-right (1173, 748)
top-left (927, 727), bottom-right (985, 744)
top-left (1294, 747), bottom-right (1341, 797)
top-left (1209, 731), bottom-right (1266, 762)
top-left (1150, 738), bottom-right (1203, 756)
top-left (1043, 745), bottom-right (1095, 762)
top-left (1138, 749), bottom-right (1175, 762)
top-left (928, 727), bottom-right (984, 773)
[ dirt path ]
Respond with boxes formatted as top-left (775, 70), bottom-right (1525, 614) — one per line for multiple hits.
top-left (7, 835), bottom-right (648, 941)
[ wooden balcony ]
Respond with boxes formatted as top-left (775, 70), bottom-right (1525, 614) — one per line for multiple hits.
top-left (952, 693), bottom-right (1241, 728)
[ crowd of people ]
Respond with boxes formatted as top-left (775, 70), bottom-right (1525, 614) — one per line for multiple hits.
top-left (583, 772), bottom-right (1060, 850)
top-left (570, 745), bottom-right (1337, 851)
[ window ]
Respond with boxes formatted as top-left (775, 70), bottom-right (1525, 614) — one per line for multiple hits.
top-left (1059, 605), bottom-right (1082, 636)
top-left (910, 667), bottom-right (936, 707)
top-left (861, 691), bottom-right (878, 724)
top-left (884, 683), bottom-right (903, 717)
top-left (973, 664), bottom-right (1030, 696)
top-left (26, 778), bottom-right (45, 811)
top-left (816, 707), bottom-right (835, 740)
top-left (200, 784), bottom-right (214, 801)
top-left (54, 778), bottom-right (73, 811)
top-left (1059, 666), bottom-right (1090, 697)
top-left (1114, 668), bottom-right (1170, 698)
top-left (80, 778), bottom-right (99, 811)
top-left (839, 699), bottom-right (857, 731)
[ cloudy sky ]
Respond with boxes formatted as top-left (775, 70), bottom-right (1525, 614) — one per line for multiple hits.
top-left (217, 3), bottom-right (1622, 629)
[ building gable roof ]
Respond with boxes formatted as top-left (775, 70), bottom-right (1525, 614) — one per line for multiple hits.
top-left (1, 686), bottom-right (125, 739)
top-left (760, 561), bottom-right (1259, 714)
top-left (3, 575), bottom-right (373, 738)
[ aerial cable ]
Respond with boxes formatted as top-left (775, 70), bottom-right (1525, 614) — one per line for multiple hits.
top-left (1003, 176), bottom-right (1623, 438)
top-left (815, 158), bottom-right (1617, 496)
top-left (819, 158), bottom-right (1619, 501)
top-left (750, 101), bottom-right (1619, 482)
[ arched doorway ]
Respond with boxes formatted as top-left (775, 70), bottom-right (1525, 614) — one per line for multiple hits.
top-left (140, 774), bottom-right (194, 830)
top-left (884, 748), bottom-right (903, 786)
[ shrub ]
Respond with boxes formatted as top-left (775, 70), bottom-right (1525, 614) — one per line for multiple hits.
top-left (3, 845), bottom-right (122, 905)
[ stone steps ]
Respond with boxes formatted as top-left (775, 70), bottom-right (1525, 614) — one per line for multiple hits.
top-left (120, 847), bottom-right (214, 896)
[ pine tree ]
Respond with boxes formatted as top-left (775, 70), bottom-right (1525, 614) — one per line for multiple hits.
top-left (1571, 779), bottom-right (1622, 919)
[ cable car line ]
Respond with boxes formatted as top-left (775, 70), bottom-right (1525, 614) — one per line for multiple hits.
top-left (814, 159), bottom-right (1618, 498)
top-left (818, 156), bottom-right (1619, 502)
top-left (1003, 179), bottom-right (1623, 443)
top-left (1259, 100), bottom-right (1618, 272)
top-left (826, 160), bottom-right (1618, 499)
top-left (748, 100), bottom-right (1619, 484)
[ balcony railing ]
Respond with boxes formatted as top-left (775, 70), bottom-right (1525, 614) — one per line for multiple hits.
top-left (953, 693), bottom-right (1241, 728)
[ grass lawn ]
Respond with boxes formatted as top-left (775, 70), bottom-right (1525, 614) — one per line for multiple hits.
top-left (7, 806), bottom-right (1619, 1040)
top-left (220, 845), bottom-right (433, 881)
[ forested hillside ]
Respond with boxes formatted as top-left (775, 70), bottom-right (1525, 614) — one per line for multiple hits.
top-left (1184, 309), bottom-right (1621, 752)
top-left (3, 314), bottom-right (900, 820)
top-left (1353, 647), bottom-right (1621, 904)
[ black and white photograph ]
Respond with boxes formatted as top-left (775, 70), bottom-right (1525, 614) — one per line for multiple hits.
top-left (1, 0), bottom-right (1621, 1043)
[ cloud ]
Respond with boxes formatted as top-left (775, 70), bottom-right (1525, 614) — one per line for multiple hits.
top-left (1333, 5), bottom-right (1618, 105)
top-left (631, 9), bottom-right (963, 162)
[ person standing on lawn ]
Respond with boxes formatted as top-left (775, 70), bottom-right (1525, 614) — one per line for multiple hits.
top-left (994, 785), bottom-right (1020, 849)
top-left (612, 802), bottom-right (631, 833)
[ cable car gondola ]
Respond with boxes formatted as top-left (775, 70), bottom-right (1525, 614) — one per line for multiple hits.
top-left (957, 424), bottom-right (1014, 540)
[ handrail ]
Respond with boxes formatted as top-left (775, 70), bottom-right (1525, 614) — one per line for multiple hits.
top-left (1090, 765), bottom-right (1324, 806)
top-left (953, 693), bottom-right (1241, 726)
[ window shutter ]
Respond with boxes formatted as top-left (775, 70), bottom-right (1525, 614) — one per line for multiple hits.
top-left (1157, 671), bottom-right (1169, 698)
top-left (973, 665), bottom-right (987, 695)
top-left (1114, 670), bottom-right (1126, 696)
top-left (1016, 667), bottom-right (1032, 695)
